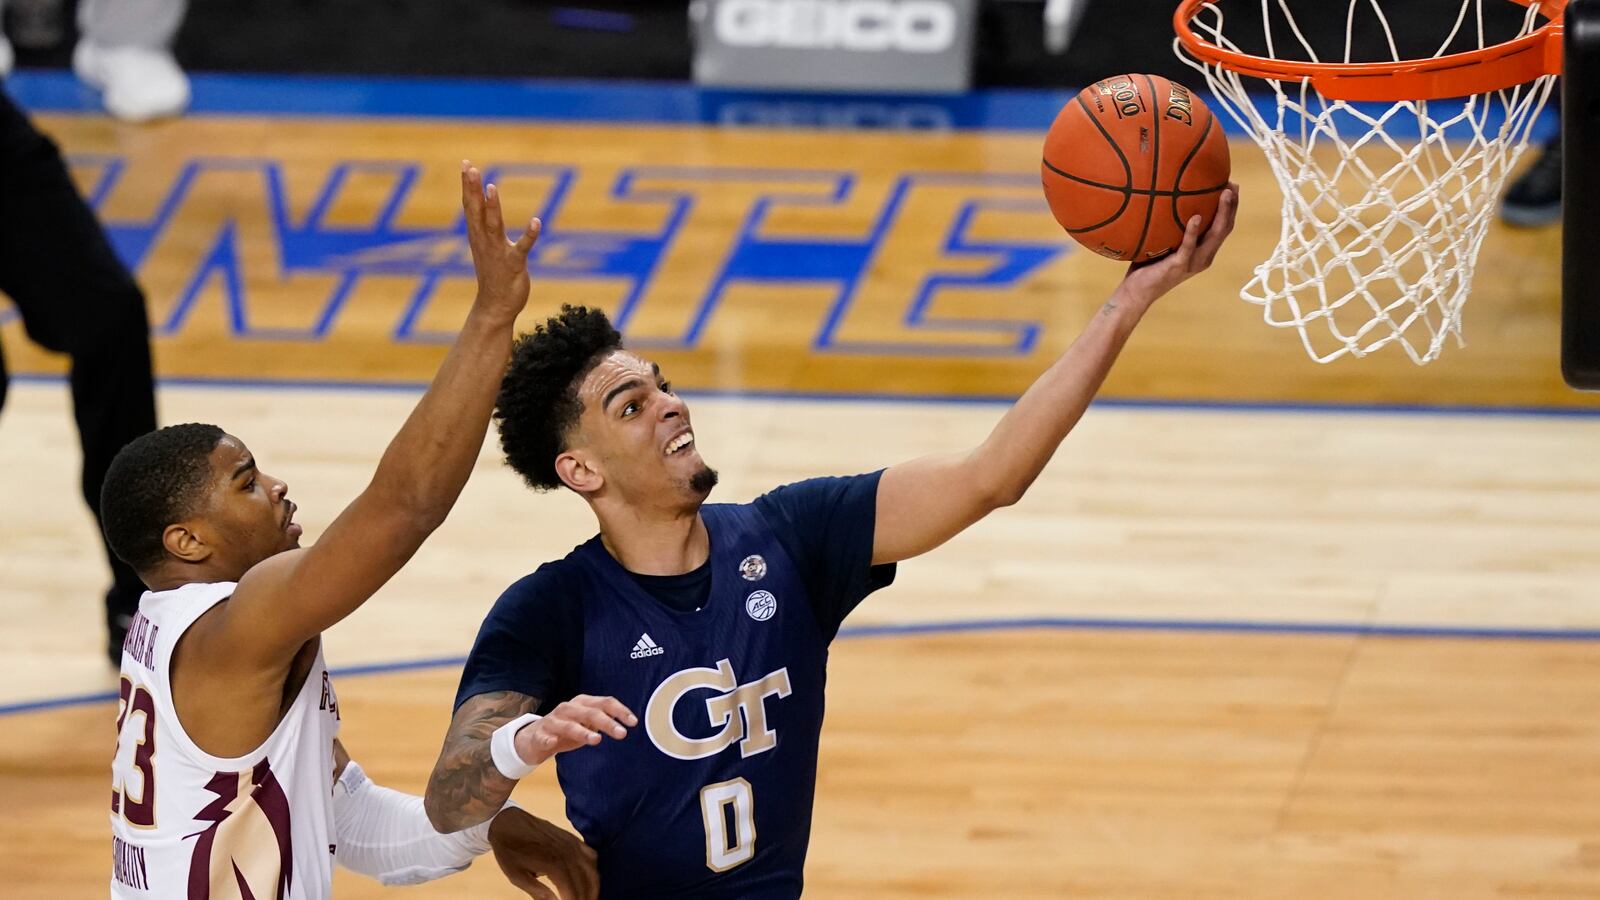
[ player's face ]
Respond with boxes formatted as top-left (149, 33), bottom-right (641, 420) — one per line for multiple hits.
top-left (575, 351), bottom-right (717, 505)
top-left (194, 435), bottom-right (302, 572)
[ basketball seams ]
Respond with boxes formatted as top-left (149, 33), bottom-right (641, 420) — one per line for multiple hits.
top-left (1169, 112), bottom-right (1217, 235)
top-left (1061, 190), bottom-right (1134, 234)
top-left (1069, 92), bottom-right (1132, 192)
top-left (1038, 91), bottom-right (1137, 236)
top-left (1042, 159), bottom-right (1132, 233)
top-left (1044, 158), bottom-right (1226, 198)
top-left (1129, 74), bottom-right (1163, 260)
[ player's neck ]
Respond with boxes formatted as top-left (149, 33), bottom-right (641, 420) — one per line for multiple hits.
top-left (144, 559), bottom-right (240, 592)
top-left (596, 508), bottom-right (710, 576)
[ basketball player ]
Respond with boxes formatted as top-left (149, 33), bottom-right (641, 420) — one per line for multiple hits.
top-left (423, 187), bottom-right (1239, 897)
top-left (101, 165), bottom-right (601, 899)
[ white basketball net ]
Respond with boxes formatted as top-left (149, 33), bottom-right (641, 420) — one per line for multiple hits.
top-left (1177, 0), bottom-right (1558, 364)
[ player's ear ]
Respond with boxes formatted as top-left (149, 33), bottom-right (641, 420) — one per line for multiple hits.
top-left (555, 450), bottom-right (603, 495)
top-left (161, 522), bottom-right (212, 564)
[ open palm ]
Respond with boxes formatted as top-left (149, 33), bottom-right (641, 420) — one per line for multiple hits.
top-left (460, 160), bottom-right (540, 321)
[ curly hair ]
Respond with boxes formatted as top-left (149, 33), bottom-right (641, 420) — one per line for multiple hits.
top-left (495, 305), bottom-right (624, 491)
top-left (100, 423), bottom-right (226, 571)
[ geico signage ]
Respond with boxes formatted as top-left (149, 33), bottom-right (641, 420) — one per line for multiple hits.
top-left (714, 0), bottom-right (958, 53)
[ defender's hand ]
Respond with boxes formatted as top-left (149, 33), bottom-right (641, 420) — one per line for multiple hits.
top-left (1116, 182), bottom-right (1238, 309)
top-left (513, 695), bottom-right (637, 767)
top-left (461, 160), bottom-right (540, 323)
top-left (488, 807), bottom-right (599, 900)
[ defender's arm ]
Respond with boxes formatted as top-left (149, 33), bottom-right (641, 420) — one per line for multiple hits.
top-left (333, 738), bottom-right (599, 899)
top-left (209, 166), bottom-right (540, 666)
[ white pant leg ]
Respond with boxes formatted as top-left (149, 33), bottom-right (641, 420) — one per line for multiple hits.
top-left (78, 0), bottom-right (187, 49)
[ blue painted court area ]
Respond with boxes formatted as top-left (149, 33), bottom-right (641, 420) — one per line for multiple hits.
top-left (5, 615), bottom-right (1599, 718)
top-left (0, 69), bottom-right (1567, 401)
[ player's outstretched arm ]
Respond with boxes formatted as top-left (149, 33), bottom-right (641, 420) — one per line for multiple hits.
top-left (217, 165), bottom-right (540, 664)
top-left (871, 185), bottom-right (1238, 566)
top-left (426, 691), bottom-right (636, 833)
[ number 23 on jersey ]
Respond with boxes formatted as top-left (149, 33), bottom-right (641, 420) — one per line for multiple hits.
top-left (112, 677), bottom-right (158, 828)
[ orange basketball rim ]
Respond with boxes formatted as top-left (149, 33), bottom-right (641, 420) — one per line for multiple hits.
top-left (1174, 0), bottom-right (1566, 100)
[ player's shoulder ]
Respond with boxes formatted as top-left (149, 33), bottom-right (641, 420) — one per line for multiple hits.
top-left (490, 545), bottom-right (594, 617)
top-left (497, 561), bottom-right (579, 605)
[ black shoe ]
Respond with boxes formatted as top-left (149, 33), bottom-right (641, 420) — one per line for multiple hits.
top-left (1501, 137), bottom-right (1562, 228)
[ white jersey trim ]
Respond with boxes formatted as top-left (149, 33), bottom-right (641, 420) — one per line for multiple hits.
top-left (139, 581), bottom-right (328, 774)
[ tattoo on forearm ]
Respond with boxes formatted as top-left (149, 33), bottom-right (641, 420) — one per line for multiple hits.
top-left (1101, 297), bottom-right (1119, 315)
top-left (426, 690), bottom-right (538, 831)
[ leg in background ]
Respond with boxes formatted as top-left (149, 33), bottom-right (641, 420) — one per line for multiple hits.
top-left (0, 90), bottom-right (158, 661)
top-left (72, 0), bottom-right (191, 122)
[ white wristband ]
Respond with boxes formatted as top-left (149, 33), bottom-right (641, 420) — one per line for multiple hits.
top-left (490, 713), bottom-right (542, 780)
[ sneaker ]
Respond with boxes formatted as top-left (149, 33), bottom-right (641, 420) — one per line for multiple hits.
top-left (0, 36), bottom-right (13, 77)
top-left (1500, 136), bottom-right (1562, 228)
top-left (72, 41), bottom-right (191, 123)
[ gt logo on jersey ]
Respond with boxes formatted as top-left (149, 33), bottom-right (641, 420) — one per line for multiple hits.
top-left (645, 659), bottom-right (792, 761)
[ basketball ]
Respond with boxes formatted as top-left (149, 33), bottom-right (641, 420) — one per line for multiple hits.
top-left (1042, 74), bottom-right (1230, 262)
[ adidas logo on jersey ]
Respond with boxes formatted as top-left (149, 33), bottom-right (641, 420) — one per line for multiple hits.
top-left (630, 633), bottom-right (665, 659)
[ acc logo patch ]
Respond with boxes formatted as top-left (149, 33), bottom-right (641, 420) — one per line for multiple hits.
top-left (745, 590), bottom-right (777, 622)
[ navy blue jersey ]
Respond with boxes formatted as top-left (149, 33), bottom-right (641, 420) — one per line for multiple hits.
top-left (456, 473), bottom-right (895, 899)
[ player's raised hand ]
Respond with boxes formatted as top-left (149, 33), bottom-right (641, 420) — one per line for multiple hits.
top-left (514, 695), bottom-right (637, 766)
top-left (461, 159), bottom-right (541, 322)
top-left (1117, 182), bottom-right (1239, 308)
top-left (488, 806), bottom-right (599, 900)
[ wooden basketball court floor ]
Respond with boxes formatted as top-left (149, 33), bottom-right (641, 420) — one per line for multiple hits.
top-left (2, 74), bottom-right (1599, 897)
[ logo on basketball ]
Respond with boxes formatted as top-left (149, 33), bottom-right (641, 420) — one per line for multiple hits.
top-left (1164, 83), bottom-right (1195, 126)
top-left (739, 554), bottom-right (767, 581)
top-left (745, 590), bottom-right (777, 621)
top-left (1098, 75), bottom-right (1145, 119)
